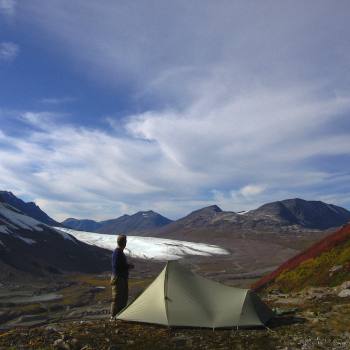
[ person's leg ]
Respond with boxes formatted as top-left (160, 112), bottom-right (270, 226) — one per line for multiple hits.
top-left (121, 279), bottom-right (128, 310)
top-left (116, 277), bottom-right (128, 312)
top-left (110, 284), bottom-right (118, 318)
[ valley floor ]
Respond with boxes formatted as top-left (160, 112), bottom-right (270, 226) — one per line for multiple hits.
top-left (1, 269), bottom-right (350, 349)
top-left (1, 296), bottom-right (350, 350)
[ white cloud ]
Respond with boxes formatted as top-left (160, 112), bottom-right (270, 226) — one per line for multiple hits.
top-left (1, 82), bottom-right (350, 220)
top-left (239, 185), bottom-right (266, 198)
top-left (1, 2), bottom-right (350, 219)
top-left (0, 42), bottom-right (19, 61)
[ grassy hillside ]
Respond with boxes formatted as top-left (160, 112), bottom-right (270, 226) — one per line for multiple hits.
top-left (253, 223), bottom-right (350, 292)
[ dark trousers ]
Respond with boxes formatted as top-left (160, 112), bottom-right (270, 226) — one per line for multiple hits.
top-left (110, 276), bottom-right (128, 317)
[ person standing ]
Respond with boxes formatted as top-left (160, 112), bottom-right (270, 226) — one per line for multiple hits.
top-left (110, 234), bottom-right (134, 319)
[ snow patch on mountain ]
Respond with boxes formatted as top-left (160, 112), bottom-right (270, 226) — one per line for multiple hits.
top-left (0, 204), bottom-right (44, 232)
top-left (0, 203), bottom-right (79, 245)
top-left (237, 210), bottom-right (249, 215)
top-left (55, 227), bottom-right (229, 260)
top-left (16, 236), bottom-right (36, 245)
top-left (0, 225), bottom-right (11, 234)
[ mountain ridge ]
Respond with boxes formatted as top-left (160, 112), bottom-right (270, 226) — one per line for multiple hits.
top-left (62, 210), bottom-right (173, 235)
top-left (248, 198), bottom-right (350, 229)
top-left (0, 191), bottom-right (61, 226)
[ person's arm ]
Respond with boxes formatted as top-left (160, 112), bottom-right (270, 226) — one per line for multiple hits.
top-left (122, 252), bottom-right (134, 270)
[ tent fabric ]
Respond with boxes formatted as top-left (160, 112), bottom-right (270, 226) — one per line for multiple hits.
top-left (117, 260), bottom-right (274, 328)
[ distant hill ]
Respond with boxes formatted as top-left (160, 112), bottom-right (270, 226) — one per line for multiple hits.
top-left (0, 191), bottom-right (60, 226)
top-left (0, 202), bottom-right (110, 279)
top-left (62, 210), bottom-right (172, 235)
top-left (248, 198), bottom-right (350, 230)
top-left (61, 218), bottom-right (103, 232)
top-left (252, 223), bottom-right (350, 292)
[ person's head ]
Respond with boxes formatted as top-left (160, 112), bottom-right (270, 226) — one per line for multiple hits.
top-left (117, 234), bottom-right (127, 249)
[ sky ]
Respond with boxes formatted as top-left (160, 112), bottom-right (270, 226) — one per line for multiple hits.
top-left (0, 0), bottom-right (350, 221)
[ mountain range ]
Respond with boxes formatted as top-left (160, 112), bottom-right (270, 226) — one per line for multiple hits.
top-left (61, 198), bottom-right (350, 238)
top-left (1, 189), bottom-right (350, 287)
top-left (62, 210), bottom-right (172, 235)
top-left (153, 199), bottom-right (350, 243)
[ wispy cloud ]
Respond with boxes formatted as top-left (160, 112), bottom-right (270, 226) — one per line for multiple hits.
top-left (18, 1), bottom-right (350, 103)
top-left (1, 82), bottom-right (350, 220)
top-left (0, 2), bottom-right (349, 219)
top-left (0, 42), bottom-right (19, 61)
top-left (0, 0), bottom-right (16, 16)
top-left (40, 97), bottom-right (76, 105)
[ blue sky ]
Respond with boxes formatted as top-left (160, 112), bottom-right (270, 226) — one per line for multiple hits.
top-left (0, 0), bottom-right (350, 221)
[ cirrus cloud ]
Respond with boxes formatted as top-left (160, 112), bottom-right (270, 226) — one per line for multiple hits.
top-left (1, 83), bottom-right (350, 220)
top-left (0, 42), bottom-right (19, 61)
top-left (0, 1), bottom-right (350, 220)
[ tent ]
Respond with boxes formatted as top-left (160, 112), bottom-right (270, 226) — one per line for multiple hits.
top-left (117, 260), bottom-right (274, 328)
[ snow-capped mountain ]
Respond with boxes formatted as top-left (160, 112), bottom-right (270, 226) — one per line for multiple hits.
top-left (0, 202), bottom-right (110, 278)
top-left (0, 191), bottom-right (60, 226)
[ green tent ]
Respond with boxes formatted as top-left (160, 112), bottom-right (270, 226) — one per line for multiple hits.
top-left (117, 260), bottom-right (274, 328)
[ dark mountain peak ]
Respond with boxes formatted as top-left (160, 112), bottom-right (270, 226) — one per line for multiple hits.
top-left (62, 218), bottom-right (102, 232)
top-left (189, 205), bottom-right (223, 216)
top-left (252, 198), bottom-right (350, 229)
top-left (0, 190), bottom-right (60, 226)
top-left (63, 217), bottom-right (77, 222)
top-left (133, 210), bottom-right (162, 218)
top-left (0, 191), bottom-right (19, 204)
top-left (134, 210), bottom-right (154, 215)
top-left (178, 205), bottom-right (224, 225)
top-left (207, 205), bottom-right (223, 212)
top-left (0, 190), bottom-right (14, 195)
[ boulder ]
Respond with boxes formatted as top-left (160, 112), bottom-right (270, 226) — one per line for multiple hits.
top-left (329, 265), bottom-right (343, 276)
top-left (338, 289), bottom-right (350, 298)
top-left (339, 281), bottom-right (350, 290)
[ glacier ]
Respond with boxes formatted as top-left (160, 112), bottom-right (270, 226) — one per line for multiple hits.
top-left (55, 227), bottom-right (229, 261)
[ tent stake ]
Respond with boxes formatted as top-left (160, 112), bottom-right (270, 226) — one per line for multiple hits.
top-left (265, 326), bottom-right (275, 333)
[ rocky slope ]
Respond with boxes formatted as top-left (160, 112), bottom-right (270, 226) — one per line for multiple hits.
top-left (252, 223), bottom-right (350, 292)
top-left (0, 202), bottom-right (110, 279)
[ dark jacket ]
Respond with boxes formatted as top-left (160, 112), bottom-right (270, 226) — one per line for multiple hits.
top-left (111, 248), bottom-right (130, 279)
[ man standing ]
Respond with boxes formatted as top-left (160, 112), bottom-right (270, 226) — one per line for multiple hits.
top-left (110, 234), bottom-right (134, 319)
